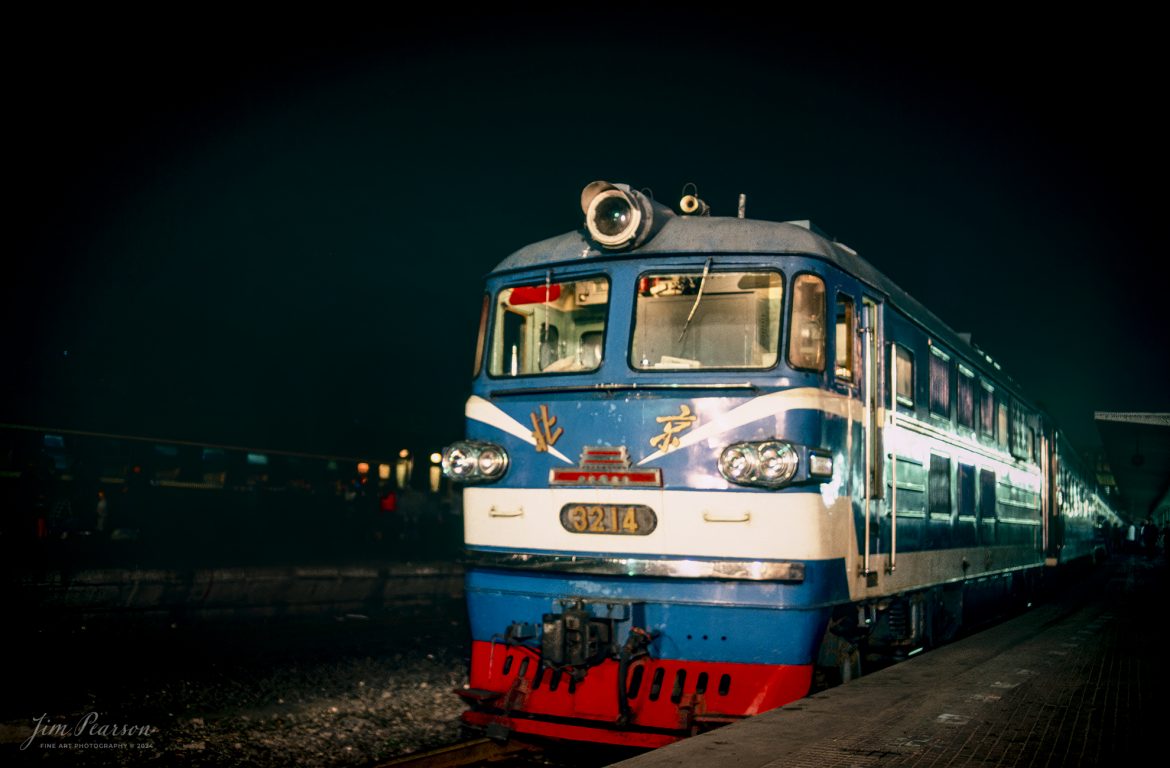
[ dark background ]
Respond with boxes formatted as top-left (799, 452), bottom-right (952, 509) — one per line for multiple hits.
top-left (5, 10), bottom-right (1166, 463)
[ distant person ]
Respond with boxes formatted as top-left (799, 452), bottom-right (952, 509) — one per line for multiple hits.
top-left (19, 454), bottom-right (53, 541)
top-left (32, 485), bottom-right (50, 540)
top-left (374, 487), bottom-right (398, 549)
top-left (1126, 522), bottom-right (1137, 554)
top-left (379, 487), bottom-right (398, 514)
top-left (1141, 520), bottom-right (1159, 558)
top-left (95, 490), bottom-right (109, 535)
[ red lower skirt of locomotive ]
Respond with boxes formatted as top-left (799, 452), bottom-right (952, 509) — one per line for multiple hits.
top-left (456, 640), bottom-right (812, 748)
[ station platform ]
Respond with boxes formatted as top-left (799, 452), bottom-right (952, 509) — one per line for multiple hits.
top-left (614, 554), bottom-right (1168, 767)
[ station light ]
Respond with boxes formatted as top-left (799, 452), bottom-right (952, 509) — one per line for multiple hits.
top-left (396, 450), bottom-right (413, 490)
top-left (428, 452), bottom-right (443, 494)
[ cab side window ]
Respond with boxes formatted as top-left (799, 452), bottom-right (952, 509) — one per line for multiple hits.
top-left (835, 294), bottom-right (855, 381)
top-left (789, 274), bottom-right (826, 372)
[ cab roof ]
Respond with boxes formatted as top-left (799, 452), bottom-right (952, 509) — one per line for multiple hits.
top-left (491, 214), bottom-right (1027, 408)
top-left (493, 216), bottom-right (840, 274)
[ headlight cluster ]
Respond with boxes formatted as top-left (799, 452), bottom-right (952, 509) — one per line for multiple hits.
top-left (719, 440), bottom-right (798, 487)
top-left (718, 440), bottom-right (833, 489)
top-left (441, 441), bottom-right (509, 483)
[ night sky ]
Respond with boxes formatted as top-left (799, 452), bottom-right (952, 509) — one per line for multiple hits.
top-left (6, 11), bottom-right (1167, 464)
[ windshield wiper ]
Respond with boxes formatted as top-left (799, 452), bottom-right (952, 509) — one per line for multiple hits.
top-left (677, 257), bottom-right (713, 344)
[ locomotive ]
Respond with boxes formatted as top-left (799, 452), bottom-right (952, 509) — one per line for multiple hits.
top-left (442, 181), bottom-right (1117, 748)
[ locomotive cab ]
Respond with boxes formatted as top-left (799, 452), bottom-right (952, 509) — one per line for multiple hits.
top-left (445, 182), bottom-right (865, 747)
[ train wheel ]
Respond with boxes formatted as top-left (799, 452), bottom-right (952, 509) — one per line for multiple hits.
top-left (814, 614), bottom-right (862, 690)
top-left (928, 585), bottom-right (964, 647)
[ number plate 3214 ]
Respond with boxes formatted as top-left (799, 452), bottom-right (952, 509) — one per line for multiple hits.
top-left (560, 504), bottom-right (657, 536)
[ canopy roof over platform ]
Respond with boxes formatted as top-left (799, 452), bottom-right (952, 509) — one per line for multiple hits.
top-left (1094, 412), bottom-right (1170, 525)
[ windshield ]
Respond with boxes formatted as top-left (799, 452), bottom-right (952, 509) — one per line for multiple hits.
top-left (631, 271), bottom-right (783, 370)
top-left (488, 277), bottom-right (609, 376)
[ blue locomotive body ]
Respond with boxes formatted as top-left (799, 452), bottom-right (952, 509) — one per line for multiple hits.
top-left (444, 182), bottom-right (1116, 747)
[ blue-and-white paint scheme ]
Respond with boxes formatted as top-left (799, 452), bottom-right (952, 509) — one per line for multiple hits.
top-left (444, 181), bottom-right (1119, 745)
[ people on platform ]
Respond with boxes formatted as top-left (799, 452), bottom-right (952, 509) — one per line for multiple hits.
top-left (1141, 519), bottom-right (1159, 558)
top-left (94, 490), bottom-right (109, 535)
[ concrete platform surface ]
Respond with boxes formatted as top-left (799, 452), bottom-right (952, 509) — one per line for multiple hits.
top-left (614, 555), bottom-right (1169, 767)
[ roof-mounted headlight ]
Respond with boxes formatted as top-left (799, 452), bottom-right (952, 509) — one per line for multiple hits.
top-left (580, 180), bottom-right (673, 251)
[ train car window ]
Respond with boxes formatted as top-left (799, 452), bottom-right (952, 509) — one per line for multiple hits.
top-left (152, 444), bottom-right (181, 481)
top-left (1009, 401), bottom-right (1036, 462)
top-left (787, 274), bottom-right (826, 372)
top-left (928, 453), bottom-right (951, 518)
top-left (979, 468), bottom-right (997, 545)
top-left (958, 463), bottom-right (976, 519)
top-left (473, 293), bottom-right (489, 377)
top-left (834, 294), bottom-right (855, 381)
top-left (489, 277), bottom-right (609, 376)
top-left (980, 383), bottom-right (996, 439)
top-left (1010, 402), bottom-right (1021, 460)
top-left (42, 434), bottom-right (71, 471)
top-left (632, 271), bottom-right (782, 370)
top-left (929, 347), bottom-right (951, 419)
top-left (996, 399), bottom-right (1009, 449)
top-left (895, 346), bottom-right (914, 407)
top-left (956, 365), bottom-right (975, 430)
top-left (201, 447), bottom-right (226, 487)
top-left (979, 469), bottom-right (997, 521)
top-left (890, 456), bottom-right (926, 517)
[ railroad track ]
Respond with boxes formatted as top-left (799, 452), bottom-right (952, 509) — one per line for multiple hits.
top-left (371, 737), bottom-right (543, 768)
